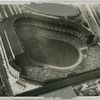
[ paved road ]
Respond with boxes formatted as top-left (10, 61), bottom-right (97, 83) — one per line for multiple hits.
top-left (17, 67), bottom-right (100, 96)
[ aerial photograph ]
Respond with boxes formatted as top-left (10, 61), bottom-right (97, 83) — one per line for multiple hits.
top-left (0, 1), bottom-right (100, 99)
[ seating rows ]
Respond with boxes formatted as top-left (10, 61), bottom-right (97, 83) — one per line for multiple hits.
top-left (14, 16), bottom-right (94, 46)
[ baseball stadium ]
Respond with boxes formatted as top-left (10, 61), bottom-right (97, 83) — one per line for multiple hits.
top-left (1, 4), bottom-right (93, 82)
top-left (0, 3), bottom-right (100, 97)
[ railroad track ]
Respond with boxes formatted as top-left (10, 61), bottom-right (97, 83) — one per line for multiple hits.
top-left (0, 5), bottom-right (22, 18)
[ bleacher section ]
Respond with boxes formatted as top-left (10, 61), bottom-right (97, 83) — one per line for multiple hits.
top-left (13, 13), bottom-right (95, 46)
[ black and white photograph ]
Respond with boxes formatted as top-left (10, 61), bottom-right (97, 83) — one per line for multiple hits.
top-left (0, 0), bottom-right (100, 99)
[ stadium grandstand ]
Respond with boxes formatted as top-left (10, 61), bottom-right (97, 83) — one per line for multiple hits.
top-left (0, 3), bottom-right (99, 96)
